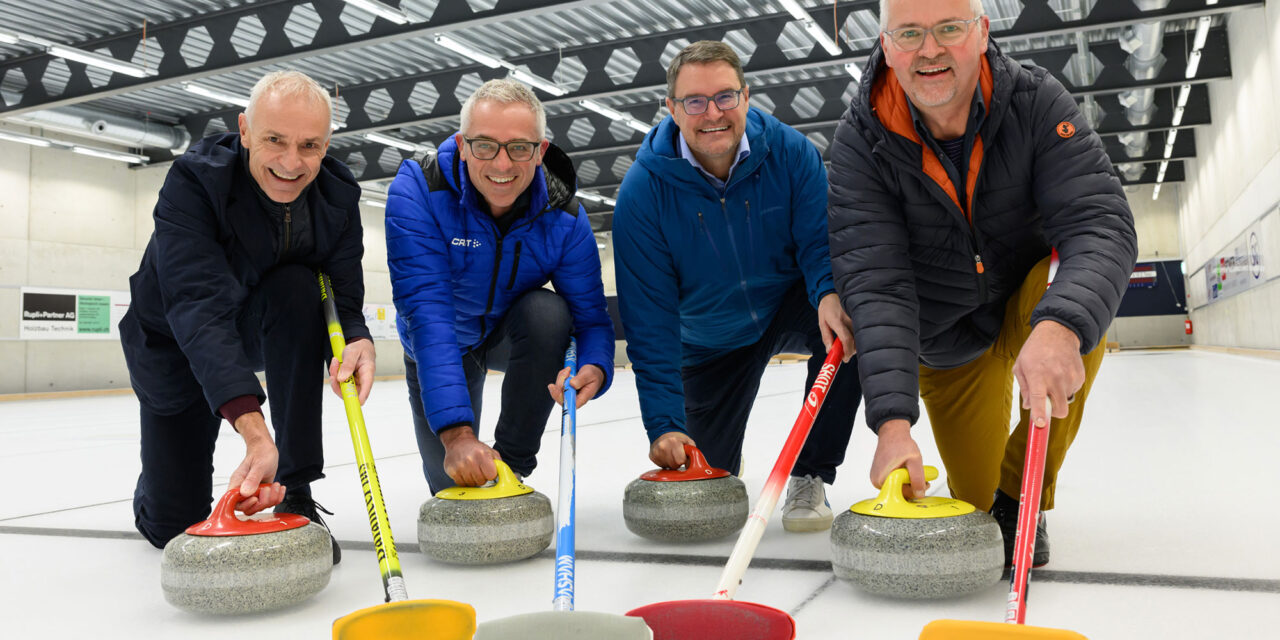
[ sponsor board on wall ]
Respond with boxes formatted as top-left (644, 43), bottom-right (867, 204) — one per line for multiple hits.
top-left (363, 303), bottom-right (398, 341)
top-left (1129, 264), bottom-right (1158, 289)
top-left (1203, 218), bottom-right (1268, 304)
top-left (20, 286), bottom-right (131, 340)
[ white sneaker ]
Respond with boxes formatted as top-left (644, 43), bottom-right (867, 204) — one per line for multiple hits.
top-left (781, 475), bottom-right (834, 532)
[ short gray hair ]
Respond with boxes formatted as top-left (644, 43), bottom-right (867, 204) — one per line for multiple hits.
top-left (879, 0), bottom-right (985, 30)
top-left (666, 40), bottom-right (746, 98)
top-left (460, 78), bottom-right (547, 140)
top-left (245, 70), bottom-right (333, 133)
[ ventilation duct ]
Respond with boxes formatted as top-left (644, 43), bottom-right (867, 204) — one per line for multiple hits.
top-left (1116, 0), bottom-right (1170, 159)
top-left (5, 105), bottom-right (189, 154)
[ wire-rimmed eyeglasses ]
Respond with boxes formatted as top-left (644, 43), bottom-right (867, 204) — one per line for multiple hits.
top-left (884, 17), bottom-right (983, 52)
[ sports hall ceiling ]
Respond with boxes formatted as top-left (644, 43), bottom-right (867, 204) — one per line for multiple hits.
top-left (0, 0), bottom-right (1258, 231)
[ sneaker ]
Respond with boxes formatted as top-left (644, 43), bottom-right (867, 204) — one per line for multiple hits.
top-left (275, 492), bottom-right (341, 565)
top-left (989, 489), bottom-right (1049, 568)
top-left (781, 475), bottom-right (834, 532)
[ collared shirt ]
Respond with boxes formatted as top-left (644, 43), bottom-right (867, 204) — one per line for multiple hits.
top-left (678, 130), bottom-right (751, 192)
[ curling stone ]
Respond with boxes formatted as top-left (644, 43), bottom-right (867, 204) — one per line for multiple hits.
top-left (623, 444), bottom-right (749, 542)
top-left (418, 460), bottom-right (553, 564)
top-left (161, 486), bottom-right (332, 613)
top-left (830, 466), bottom-right (1002, 599)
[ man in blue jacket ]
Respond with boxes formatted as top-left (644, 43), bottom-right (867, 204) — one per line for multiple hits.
top-left (614, 41), bottom-right (862, 532)
top-left (120, 71), bottom-right (375, 563)
top-left (828, 0), bottom-right (1137, 566)
top-left (386, 79), bottom-right (614, 493)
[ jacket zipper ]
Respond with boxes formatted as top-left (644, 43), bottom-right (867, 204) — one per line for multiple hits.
top-left (506, 241), bottom-right (522, 289)
top-left (719, 197), bottom-right (762, 332)
top-left (875, 144), bottom-right (988, 301)
top-left (283, 204), bottom-right (292, 254)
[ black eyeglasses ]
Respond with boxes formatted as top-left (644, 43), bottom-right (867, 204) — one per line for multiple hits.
top-left (670, 89), bottom-right (744, 116)
top-left (884, 17), bottom-right (983, 52)
top-left (461, 137), bottom-right (540, 161)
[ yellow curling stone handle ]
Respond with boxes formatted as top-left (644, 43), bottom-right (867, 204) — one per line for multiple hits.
top-left (434, 459), bottom-right (534, 500)
top-left (849, 465), bottom-right (977, 519)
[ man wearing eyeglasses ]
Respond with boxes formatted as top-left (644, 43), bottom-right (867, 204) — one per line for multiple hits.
top-left (828, 0), bottom-right (1137, 566)
top-left (386, 79), bottom-right (614, 492)
top-left (614, 40), bottom-right (863, 533)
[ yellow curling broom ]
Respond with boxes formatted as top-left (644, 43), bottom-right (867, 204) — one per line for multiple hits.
top-left (319, 272), bottom-right (476, 640)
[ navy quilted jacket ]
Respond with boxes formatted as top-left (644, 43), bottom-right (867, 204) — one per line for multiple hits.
top-left (386, 136), bottom-right (614, 433)
top-left (828, 41), bottom-right (1137, 431)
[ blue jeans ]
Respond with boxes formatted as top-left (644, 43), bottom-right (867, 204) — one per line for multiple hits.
top-left (405, 288), bottom-right (573, 493)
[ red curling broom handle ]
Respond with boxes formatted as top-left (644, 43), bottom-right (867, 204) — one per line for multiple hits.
top-left (713, 338), bottom-right (844, 600)
top-left (1006, 398), bottom-right (1051, 624)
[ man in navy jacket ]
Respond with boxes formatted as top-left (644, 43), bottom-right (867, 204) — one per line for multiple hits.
top-left (614, 41), bottom-right (862, 532)
top-left (120, 71), bottom-right (374, 562)
top-left (386, 79), bottom-right (614, 493)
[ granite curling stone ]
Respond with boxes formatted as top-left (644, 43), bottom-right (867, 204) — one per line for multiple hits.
top-left (418, 460), bottom-right (553, 564)
top-left (623, 444), bottom-right (749, 542)
top-left (161, 487), bottom-right (332, 614)
top-left (830, 466), bottom-right (1002, 599)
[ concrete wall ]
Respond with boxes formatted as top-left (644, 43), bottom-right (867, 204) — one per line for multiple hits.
top-left (0, 124), bottom-right (402, 394)
top-left (1176, 6), bottom-right (1280, 351)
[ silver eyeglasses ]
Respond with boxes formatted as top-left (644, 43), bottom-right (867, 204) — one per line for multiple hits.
top-left (884, 17), bottom-right (983, 52)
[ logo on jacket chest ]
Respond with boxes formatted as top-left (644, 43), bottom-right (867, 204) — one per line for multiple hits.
top-left (451, 237), bottom-right (483, 248)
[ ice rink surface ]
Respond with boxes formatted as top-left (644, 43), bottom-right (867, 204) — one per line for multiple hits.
top-left (2, 349), bottom-right (1277, 638)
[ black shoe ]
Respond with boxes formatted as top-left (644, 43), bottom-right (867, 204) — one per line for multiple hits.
top-left (275, 492), bottom-right (341, 565)
top-left (990, 489), bottom-right (1049, 568)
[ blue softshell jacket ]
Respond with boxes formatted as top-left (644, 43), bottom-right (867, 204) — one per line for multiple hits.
top-left (119, 132), bottom-right (370, 416)
top-left (613, 107), bottom-right (834, 442)
top-left (386, 135), bottom-right (615, 434)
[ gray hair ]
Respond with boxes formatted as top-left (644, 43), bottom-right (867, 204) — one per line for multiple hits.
top-left (666, 40), bottom-right (746, 98)
top-left (879, 0), bottom-right (986, 30)
top-left (460, 78), bottom-right (547, 140)
top-left (245, 70), bottom-right (334, 134)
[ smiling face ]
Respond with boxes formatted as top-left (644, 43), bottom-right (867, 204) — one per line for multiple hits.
top-left (237, 91), bottom-right (330, 203)
top-left (881, 0), bottom-right (988, 111)
top-left (666, 61), bottom-right (749, 166)
top-left (455, 99), bottom-right (548, 218)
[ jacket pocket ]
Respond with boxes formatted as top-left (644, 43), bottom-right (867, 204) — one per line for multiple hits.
top-left (506, 240), bottom-right (523, 289)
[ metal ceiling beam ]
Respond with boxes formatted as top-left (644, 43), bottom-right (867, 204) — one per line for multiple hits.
top-left (0, 0), bottom-right (605, 116)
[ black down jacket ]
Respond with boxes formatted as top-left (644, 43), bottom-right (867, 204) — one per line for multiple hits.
top-left (828, 40), bottom-right (1137, 432)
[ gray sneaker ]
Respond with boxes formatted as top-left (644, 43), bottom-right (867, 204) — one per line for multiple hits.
top-left (781, 474), bottom-right (834, 532)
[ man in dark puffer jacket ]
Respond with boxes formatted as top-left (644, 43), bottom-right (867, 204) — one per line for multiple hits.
top-left (828, 0), bottom-right (1137, 566)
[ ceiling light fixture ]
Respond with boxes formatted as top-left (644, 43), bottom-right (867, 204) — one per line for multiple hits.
top-left (844, 62), bottom-right (863, 81)
top-left (71, 145), bottom-right (149, 163)
top-left (777, 0), bottom-right (842, 56)
top-left (363, 131), bottom-right (427, 152)
top-left (343, 0), bottom-right (413, 25)
top-left (47, 44), bottom-right (153, 78)
top-left (433, 34), bottom-right (509, 69)
top-left (0, 129), bottom-right (54, 147)
top-left (579, 99), bottom-right (651, 134)
top-left (182, 82), bottom-right (251, 108)
top-left (508, 68), bottom-right (568, 96)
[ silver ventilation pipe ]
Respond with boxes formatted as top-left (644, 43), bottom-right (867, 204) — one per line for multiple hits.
top-left (5, 105), bottom-right (190, 153)
top-left (1116, 0), bottom-right (1170, 165)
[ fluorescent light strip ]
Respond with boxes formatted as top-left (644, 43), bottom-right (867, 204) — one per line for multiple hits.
top-left (182, 82), bottom-right (250, 108)
top-left (72, 145), bottom-right (149, 163)
top-left (576, 190), bottom-right (604, 203)
top-left (0, 129), bottom-right (53, 147)
top-left (1152, 184), bottom-right (1162, 200)
top-left (579, 99), bottom-right (651, 134)
top-left (1163, 129), bottom-right (1179, 158)
top-left (362, 198), bottom-right (387, 208)
top-left (1185, 50), bottom-right (1202, 79)
top-left (364, 131), bottom-right (423, 152)
top-left (776, 0), bottom-right (810, 21)
top-left (509, 68), bottom-right (568, 96)
top-left (1193, 16), bottom-right (1212, 51)
top-left (433, 34), bottom-right (509, 69)
top-left (844, 62), bottom-right (862, 82)
top-left (343, 0), bottom-right (412, 25)
top-left (47, 44), bottom-right (153, 78)
top-left (801, 19), bottom-right (843, 56)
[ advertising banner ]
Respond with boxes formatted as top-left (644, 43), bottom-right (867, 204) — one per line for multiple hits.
top-left (20, 286), bottom-right (131, 340)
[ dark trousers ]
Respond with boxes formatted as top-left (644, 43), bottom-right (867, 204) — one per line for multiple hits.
top-left (405, 288), bottom-right (573, 494)
top-left (133, 264), bottom-right (327, 548)
top-left (682, 282), bottom-right (862, 484)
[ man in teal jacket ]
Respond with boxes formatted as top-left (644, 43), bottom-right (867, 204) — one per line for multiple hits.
top-left (614, 41), bottom-right (862, 532)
